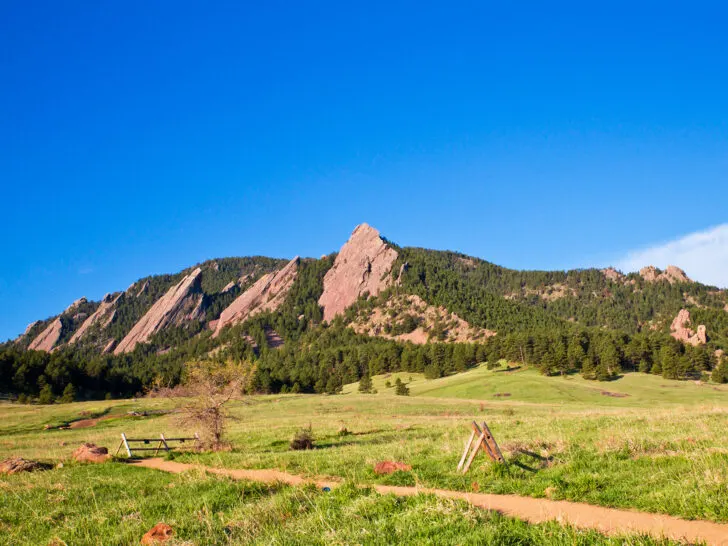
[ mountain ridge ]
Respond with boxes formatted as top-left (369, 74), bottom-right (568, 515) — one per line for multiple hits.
top-left (3, 223), bottom-right (727, 401)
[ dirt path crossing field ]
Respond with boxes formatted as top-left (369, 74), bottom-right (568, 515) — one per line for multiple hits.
top-left (132, 457), bottom-right (728, 545)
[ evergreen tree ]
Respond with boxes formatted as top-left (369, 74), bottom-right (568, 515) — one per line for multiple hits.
top-left (711, 357), bottom-right (728, 383)
top-left (567, 334), bottom-right (586, 370)
top-left (38, 384), bottom-right (54, 405)
top-left (394, 377), bottom-right (410, 396)
top-left (60, 383), bottom-right (76, 403)
top-left (358, 371), bottom-right (373, 394)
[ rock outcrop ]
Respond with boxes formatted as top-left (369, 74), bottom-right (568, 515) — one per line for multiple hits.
top-left (114, 269), bottom-right (204, 354)
top-left (136, 280), bottom-right (150, 297)
top-left (351, 294), bottom-right (496, 344)
top-left (601, 267), bottom-right (624, 282)
top-left (670, 309), bottom-right (707, 346)
top-left (213, 257), bottom-right (299, 337)
top-left (64, 297), bottom-right (88, 314)
top-left (640, 265), bottom-right (692, 284)
top-left (221, 281), bottom-right (236, 293)
top-left (318, 224), bottom-right (398, 322)
top-left (15, 321), bottom-right (40, 343)
top-left (69, 293), bottom-right (121, 344)
top-left (28, 318), bottom-right (63, 352)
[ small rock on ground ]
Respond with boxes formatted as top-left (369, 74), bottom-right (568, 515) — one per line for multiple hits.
top-left (72, 443), bottom-right (110, 463)
top-left (373, 461), bottom-right (412, 475)
top-left (0, 457), bottom-right (53, 475)
top-left (141, 523), bottom-right (174, 544)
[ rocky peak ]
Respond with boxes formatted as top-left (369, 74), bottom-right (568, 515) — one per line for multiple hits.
top-left (213, 257), bottom-right (299, 337)
top-left (64, 297), bottom-right (87, 314)
top-left (640, 265), bottom-right (692, 284)
top-left (318, 223), bottom-right (399, 322)
top-left (665, 265), bottom-right (691, 283)
top-left (114, 268), bottom-right (203, 354)
top-left (670, 308), bottom-right (706, 346)
top-left (601, 267), bottom-right (623, 282)
top-left (16, 321), bottom-right (40, 343)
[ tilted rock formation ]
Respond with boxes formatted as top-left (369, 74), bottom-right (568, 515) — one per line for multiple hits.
top-left (114, 268), bottom-right (204, 354)
top-left (69, 293), bottom-right (122, 344)
top-left (318, 224), bottom-right (398, 322)
top-left (136, 280), bottom-right (149, 297)
top-left (28, 318), bottom-right (63, 352)
top-left (670, 308), bottom-right (707, 346)
top-left (221, 281), bottom-right (236, 293)
top-left (213, 257), bottom-right (299, 337)
top-left (16, 321), bottom-right (40, 343)
top-left (640, 265), bottom-right (692, 284)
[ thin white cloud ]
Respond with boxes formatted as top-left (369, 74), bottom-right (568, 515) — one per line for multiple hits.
top-left (614, 224), bottom-right (728, 289)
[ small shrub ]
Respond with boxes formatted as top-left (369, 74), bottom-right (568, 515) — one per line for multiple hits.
top-left (290, 426), bottom-right (315, 450)
top-left (338, 424), bottom-right (351, 436)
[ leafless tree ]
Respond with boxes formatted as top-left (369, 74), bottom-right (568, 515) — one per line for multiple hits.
top-left (175, 359), bottom-right (256, 451)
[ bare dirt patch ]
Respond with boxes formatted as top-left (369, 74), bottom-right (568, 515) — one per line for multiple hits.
top-left (69, 415), bottom-right (117, 429)
top-left (600, 391), bottom-right (629, 398)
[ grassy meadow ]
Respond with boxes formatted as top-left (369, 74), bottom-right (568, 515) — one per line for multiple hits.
top-left (2, 366), bottom-right (728, 545)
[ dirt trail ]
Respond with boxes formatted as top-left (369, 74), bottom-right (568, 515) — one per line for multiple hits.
top-left (132, 458), bottom-right (728, 545)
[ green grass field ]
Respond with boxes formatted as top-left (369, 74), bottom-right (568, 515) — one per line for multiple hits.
top-left (2, 367), bottom-right (727, 545)
top-left (344, 365), bottom-right (728, 406)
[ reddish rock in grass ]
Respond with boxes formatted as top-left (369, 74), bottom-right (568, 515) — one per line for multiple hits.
top-left (0, 457), bottom-right (53, 475)
top-left (140, 523), bottom-right (174, 544)
top-left (72, 443), bottom-right (110, 463)
top-left (373, 461), bottom-right (412, 475)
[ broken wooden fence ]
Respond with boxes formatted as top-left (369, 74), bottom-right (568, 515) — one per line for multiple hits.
top-left (115, 432), bottom-right (200, 457)
top-left (457, 421), bottom-right (504, 474)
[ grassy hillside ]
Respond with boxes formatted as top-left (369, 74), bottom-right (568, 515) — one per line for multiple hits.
top-left (342, 366), bottom-right (728, 407)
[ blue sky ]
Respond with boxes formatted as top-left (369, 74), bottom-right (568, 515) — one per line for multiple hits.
top-left (1, 1), bottom-right (727, 341)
